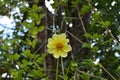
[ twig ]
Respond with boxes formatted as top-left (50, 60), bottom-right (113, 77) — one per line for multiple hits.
top-left (99, 64), bottom-right (117, 80)
top-left (77, 6), bottom-right (89, 42)
top-left (107, 28), bottom-right (120, 44)
top-left (76, 69), bottom-right (107, 80)
top-left (31, 41), bottom-right (46, 61)
top-left (65, 17), bottom-right (80, 19)
top-left (77, 6), bottom-right (87, 34)
top-left (67, 31), bottom-right (83, 44)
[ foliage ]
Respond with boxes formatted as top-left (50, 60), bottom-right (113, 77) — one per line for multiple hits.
top-left (0, 0), bottom-right (120, 80)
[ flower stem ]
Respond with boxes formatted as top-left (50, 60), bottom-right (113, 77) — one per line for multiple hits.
top-left (61, 57), bottom-right (65, 75)
top-left (56, 58), bottom-right (59, 80)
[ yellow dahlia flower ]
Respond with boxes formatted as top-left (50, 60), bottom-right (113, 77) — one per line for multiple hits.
top-left (47, 33), bottom-right (72, 58)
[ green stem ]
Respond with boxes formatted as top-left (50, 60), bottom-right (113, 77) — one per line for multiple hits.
top-left (61, 57), bottom-right (65, 75)
top-left (56, 58), bottom-right (59, 80)
top-left (64, 63), bottom-right (71, 80)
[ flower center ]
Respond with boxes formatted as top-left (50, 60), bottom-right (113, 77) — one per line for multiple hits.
top-left (56, 43), bottom-right (63, 50)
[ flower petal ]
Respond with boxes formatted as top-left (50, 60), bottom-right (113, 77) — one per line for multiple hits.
top-left (48, 49), bottom-right (54, 54)
top-left (53, 34), bottom-right (58, 39)
top-left (48, 38), bottom-right (53, 42)
top-left (63, 45), bottom-right (72, 52)
top-left (59, 33), bottom-right (66, 39)
top-left (61, 52), bottom-right (67, 57)
top-left (47, 43), bottom-right (55, 48)
top-left (53, 53), bottom-right (60, 58)
top-left (47, 33), bottom-right (72, 58)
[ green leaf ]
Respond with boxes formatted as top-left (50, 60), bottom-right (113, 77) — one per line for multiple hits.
top-left (84, 33), bottom-right (92, 39)
top-left (22, 49), bottom-right (32, 58)
top-left (13, 54), bottom-right (20, 61)
top-left (80, 5), bottom-right (90, 15)
top-left (93, 33), bottom-right (103, 40)
top-left (39, 26), bottom-right (45, 32)
top-left (93, 12), bottom-right (101, 21)
top-left (90, 12), bottom-right (101, 29)
top-left (80, 73), bottom-right (90, 80)
top-left (39, 14), bottom-right (45, 19)
top-left (30, 12), bottom-right (38, 20)
top-left (26, 38), bottom-right (32, 46)
top-left (36, 53), bottom-right (46, 64)
top-left (98, 20), bottom-right (111, 27)
top-left (31, 39), bottom-right (37, 48)
top-left (0, 30), bottom-right (4, 34)
top-left (82, 43), bottom-right (91, 48)
top-left (92, 46), bottom-right (98, 53)
top-left (8, 54), bottom-right (20, 61)
top-left (30, 22), bottom-right (35, 28)
top-left (30, 70), bottom-right (45, 78)
top-left (22, 21), bottom-right (29, 28)
top-left (36, 19), bottom-right (41, 25)
top-left (103, 21), bottom-right (111, 27)
top-left (41, 77), bottom-right (49, 80)
top-left (26, 38), bottom-right (37, 48)
top-left (72, 0), bottom-right (81, 7)
top-left (116, 66), bottom-right (120, 72)
top-left (32, 4), bottom-right (38, 12)
top-left (81, 59), bottom-right (94, 67)
top-left (22, 59), bottom-right (28, 64)
top-left (34, 0), bottom-right (39, 4)
top-left (29, 27), bottom-right (39, 36)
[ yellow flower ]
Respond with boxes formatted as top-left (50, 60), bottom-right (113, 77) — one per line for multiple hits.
top-left (47, 33), bottom-right (72, 58)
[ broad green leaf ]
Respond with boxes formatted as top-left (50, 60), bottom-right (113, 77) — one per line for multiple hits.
top-left (93, 33), bottom-right (103, 40)
top-left (90, 12), bottom-right (101, 29)
top-left (98, 20), bottom-right (111, 27)
top-left (32, 4), bottom-right (38, 12)
top-left (22, 49), bottom-right (32, 58)
top-left (31, 39), bottom-right (37, 48)
top-left (34, 0), bottom-right (39, 4)
top-left (72, 0), bottom-right (81, 7)
top-left (30, 22), bottom-right (35, 28)
top-left (0, 30), bottom-right (4, 34)
top-left (80, 73), bottom-right (90, 80)
top-left (82, 43), bottom-right (91, 48)
top-left (26, 38), bottom-right (32, 46)
top-left (36, 53), bottom-right (46, 64)
top-left (80, 5), bottom-right (90, 16)
top-left (29, 27), bottom-right (39, 36)
top-left (30, 12), bottom-right (38, 20)
top-left (84, 33), bottom-right (92, 39)
top-left (36, 19), bottom-right (41, 25)
top-left (13, 54), bottom-right (20, 61)
top-left (39, 26), bottom-right (45, 32)
top-left (39, 14), bottom-right (45, 19)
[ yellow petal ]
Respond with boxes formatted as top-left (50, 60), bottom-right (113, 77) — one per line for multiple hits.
top-left (53, 34), bottom-right (58, 39)
top-left (61, 52), bottom-right (67, 57)
top-left (47, 43), bottom-right (55, 48)
top-left (63, 39), bottom-right (69, 43)
top-left (53, 53), bottom-right (60, 58)
top-left (48, 38), bottom-right (53, 42)
top-left (47, 33), bottom-right (72, 58)
top-left (63, 45), bottom-right (72, 52)
top-left (48, 49), bottom-right (54, 54)
top-left (59, 33), bottom-right (66, 39)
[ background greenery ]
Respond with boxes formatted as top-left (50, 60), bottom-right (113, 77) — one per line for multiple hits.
top-left (0, 0), bottom-right (120, 80)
